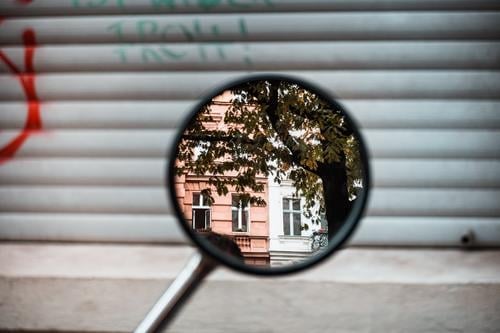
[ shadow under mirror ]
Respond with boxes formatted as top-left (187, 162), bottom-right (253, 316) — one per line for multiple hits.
top-left (171, 76), bottom-right (367, 271)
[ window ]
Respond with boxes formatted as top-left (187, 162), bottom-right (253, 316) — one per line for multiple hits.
top-left (282, 198), bottom-right (301, 236)
top-left (232, 195), bottom-right (249, 232)
top-left (192, 193), bottom-right (211, 230)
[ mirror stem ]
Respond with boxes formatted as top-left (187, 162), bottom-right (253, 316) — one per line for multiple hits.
top-left (134, 252), bottom-right (217, 333)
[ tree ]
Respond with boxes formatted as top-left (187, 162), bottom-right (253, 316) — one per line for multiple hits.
top-left (175, 79), bottom-right (363, 238)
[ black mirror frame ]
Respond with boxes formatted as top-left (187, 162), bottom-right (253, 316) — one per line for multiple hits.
top-left (167, 73), bottom-right (371, 276)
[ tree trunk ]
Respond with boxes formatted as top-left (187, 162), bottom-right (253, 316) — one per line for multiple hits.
top-left (319, 153), bottom-right (351, 240)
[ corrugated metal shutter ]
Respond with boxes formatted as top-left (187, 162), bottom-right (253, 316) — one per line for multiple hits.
top-left (0, 0), bottom-right (499, 247)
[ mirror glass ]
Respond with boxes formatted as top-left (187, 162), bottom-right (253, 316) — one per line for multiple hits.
top-left (170, 76), bottom-right (369, 273)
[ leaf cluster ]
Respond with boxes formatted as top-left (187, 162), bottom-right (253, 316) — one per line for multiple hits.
top-left (175, 80), bottom-right (363, 225)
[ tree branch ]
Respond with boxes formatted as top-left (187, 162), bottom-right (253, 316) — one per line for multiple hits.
top-left (263, 81), bottom-right (318, 175)
top-left (182, 134), bottom-right (255, 145)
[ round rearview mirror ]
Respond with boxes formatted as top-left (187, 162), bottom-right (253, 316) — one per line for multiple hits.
top-left (168, 74), bottom-right (370, 275)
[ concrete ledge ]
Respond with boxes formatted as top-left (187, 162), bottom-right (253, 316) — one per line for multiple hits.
top-left (1, 243), bottom-right (500, 332)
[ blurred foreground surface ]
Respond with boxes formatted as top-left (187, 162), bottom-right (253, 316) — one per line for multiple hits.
top-left (1, 243), bottom-right (500, 333)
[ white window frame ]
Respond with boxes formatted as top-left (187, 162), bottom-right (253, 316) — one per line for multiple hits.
top-left (231, 194), bottom-right (250, 233)
top-left (282, 197), bottom-right (302, 236)
top-left (192, 193), bottom-right (211, 230)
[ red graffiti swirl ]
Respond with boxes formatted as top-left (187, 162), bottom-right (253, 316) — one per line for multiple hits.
top-left (0, 28), bottom-right (42, 164)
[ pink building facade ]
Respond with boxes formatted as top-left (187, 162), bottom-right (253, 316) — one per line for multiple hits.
top-left (174, 93), bottom-right (270, 265)
top-left (175, 173), bottom-right (270, 266)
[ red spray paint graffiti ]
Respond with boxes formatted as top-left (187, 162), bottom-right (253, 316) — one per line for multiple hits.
top-left (0, 28), bottom-right (42, 164)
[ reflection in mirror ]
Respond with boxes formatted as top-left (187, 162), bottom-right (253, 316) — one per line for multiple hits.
top-left (173, 79), bottom-right (364, 269)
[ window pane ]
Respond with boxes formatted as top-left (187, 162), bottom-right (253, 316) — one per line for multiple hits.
top-left (293, 213), bottom-right (301, 236)
top-left (232, 195), bottom-right (239, 208)
top-left (282, 198), bottom-right (289, 210)
top-left (193, 193), bottom-right (200, 206)
top-left (232, 210), bottom-right (239, 231)
top-left (193, 209), bottom-right (206, 230)
top-left (242, 211), bottom-right (249, 232)
top-left (205, 210), bottom-right (211, 228)
top-left (283, 213), bottom-right (290, 235)
top-left (292, 199), bottom-right (300, 211)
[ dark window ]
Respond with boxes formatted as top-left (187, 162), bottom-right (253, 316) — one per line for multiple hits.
top-left (192, 193), bottom-right (211, 230)
top-left (232, 195), bottom-right (249, 232)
